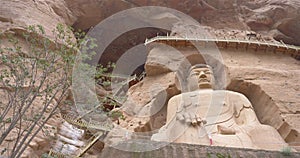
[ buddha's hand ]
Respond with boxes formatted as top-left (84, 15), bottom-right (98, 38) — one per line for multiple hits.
top-left (176, 112), bottom-right (207, 126)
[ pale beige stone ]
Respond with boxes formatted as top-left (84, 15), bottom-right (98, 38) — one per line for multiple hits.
top-left (152, 64), bottom-right (289, 151)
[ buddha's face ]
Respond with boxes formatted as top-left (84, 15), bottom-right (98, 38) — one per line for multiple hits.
top-left (188, 66), bottom-right (215, 91)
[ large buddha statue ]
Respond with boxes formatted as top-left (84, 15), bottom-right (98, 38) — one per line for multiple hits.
top-left (151, 64), bottom-right (288, 150)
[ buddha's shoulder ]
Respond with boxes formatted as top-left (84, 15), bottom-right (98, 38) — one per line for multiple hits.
top-left (169, 90), bottom-right (212, 100)
top-left (170, 90), bottom-right (247, 99)
top-left (214, 90), bottom-right (249, 101)
top-left (222, 90), bottom-right (247, 97)
top-left (168, 91), bottom-right (194, 101)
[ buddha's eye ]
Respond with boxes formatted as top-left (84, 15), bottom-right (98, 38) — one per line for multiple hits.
top-left (191, 73), bottom-right (198, 76)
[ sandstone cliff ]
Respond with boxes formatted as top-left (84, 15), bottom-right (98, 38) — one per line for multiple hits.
top-left (0, 0), bottom-right (299, 157)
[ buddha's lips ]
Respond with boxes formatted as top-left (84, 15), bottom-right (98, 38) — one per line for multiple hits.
top-left (198, 78), bottom-right (209, 83)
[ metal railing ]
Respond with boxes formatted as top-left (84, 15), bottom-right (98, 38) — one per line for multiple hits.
top-left (144, 36), bottom-right (300, 59)
top-left (145, 36), bottom-right (299, 49)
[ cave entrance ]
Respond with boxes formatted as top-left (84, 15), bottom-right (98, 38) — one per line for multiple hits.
top-left (227, 79), bottom-right (299, 149)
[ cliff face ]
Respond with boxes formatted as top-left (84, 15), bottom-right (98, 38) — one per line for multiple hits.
top-left (1, 0), bottom-right (300, 67)
top-left (0, 0), bottom-right (75, 38)
top-left (1, 0), bottom-right (300, 45)
top-left (0, 0), bottom-right (299, 157)
top-left (63, 0), bottom-right (300, 46)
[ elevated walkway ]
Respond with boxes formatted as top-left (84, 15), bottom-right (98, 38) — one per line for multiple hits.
top-left (145, 36), bottom-right (300, 60)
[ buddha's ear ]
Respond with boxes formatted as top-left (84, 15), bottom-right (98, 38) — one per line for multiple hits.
top-left (211, 76), bottom-right (216, 89)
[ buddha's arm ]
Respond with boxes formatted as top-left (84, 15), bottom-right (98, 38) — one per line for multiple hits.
top-left (234, 93), bottom-right (259, 125)
top-left (218, 92), bottom-right (259, 134)
top-left (166, 96), bottom-right (180, 125)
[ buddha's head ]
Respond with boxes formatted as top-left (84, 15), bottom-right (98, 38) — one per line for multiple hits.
top-left (187, 64), bottom-right (215, 91)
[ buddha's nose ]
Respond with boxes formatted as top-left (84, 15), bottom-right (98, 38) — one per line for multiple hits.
top-left (199, 71), bottom-right (206, 78)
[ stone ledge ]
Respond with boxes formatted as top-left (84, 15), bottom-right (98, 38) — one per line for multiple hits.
top-left (99, 141), bottom-right (300, 158)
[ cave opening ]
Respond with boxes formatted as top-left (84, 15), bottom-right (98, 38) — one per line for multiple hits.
top-left (227, 79), bottom-right (299, 149)
top-left (73, 26), bottom-right (170, 89)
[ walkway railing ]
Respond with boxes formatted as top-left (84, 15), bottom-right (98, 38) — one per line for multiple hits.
top-left (145, 36), bottom-right (300, 59)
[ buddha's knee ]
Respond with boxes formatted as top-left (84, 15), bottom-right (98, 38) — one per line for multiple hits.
top-left (151, 131), bottom-right (169, 142)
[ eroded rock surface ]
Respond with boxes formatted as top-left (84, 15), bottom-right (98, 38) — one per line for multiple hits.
top-left (0, 0), bottom-right (75, 38)
top-left (63, 0), bottom-right (300, 46)
top-left (0, 0), bottom-right (300, 156)
top-left (120, 72), bottom-right (181, 132)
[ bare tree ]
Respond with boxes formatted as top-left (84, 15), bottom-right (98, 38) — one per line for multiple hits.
top-left (0, 24), bottom-right (80, 157)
